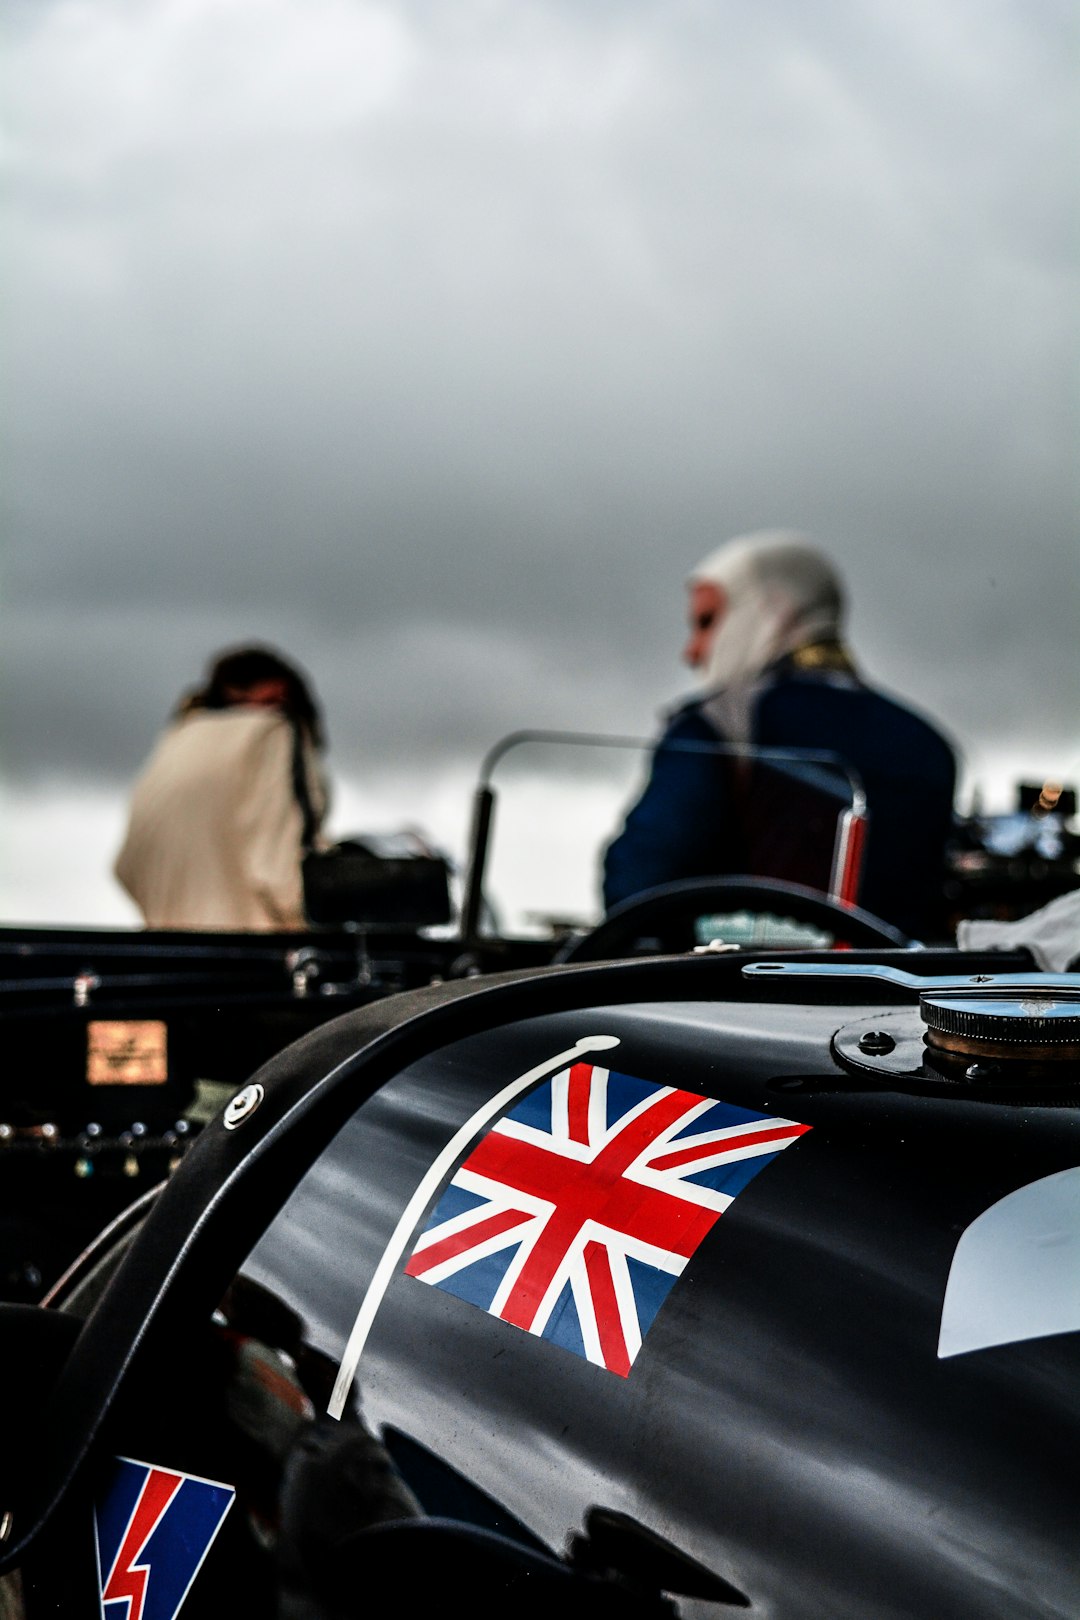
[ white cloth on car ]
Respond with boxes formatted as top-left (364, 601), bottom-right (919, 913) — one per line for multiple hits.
top-left (956, 888), bottom-right (1080, 972)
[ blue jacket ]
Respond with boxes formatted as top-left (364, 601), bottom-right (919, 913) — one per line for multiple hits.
top-left (602, 656), bottom-right (958, 941)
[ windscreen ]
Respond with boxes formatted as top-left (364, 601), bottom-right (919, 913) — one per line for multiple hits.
top-left (468, 732), bottom-right (860, 944)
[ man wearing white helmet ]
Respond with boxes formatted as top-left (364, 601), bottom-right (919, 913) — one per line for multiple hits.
top-left (602, 529), bottom-right (958, 940)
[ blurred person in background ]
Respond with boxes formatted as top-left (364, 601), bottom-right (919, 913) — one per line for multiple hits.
top-left (114, 644), bottom-right (329, 930)
top-left (602, 529), bottom-right (958, 941)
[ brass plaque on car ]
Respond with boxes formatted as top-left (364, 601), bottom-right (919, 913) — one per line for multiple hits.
top-left (87, 1021), bottom-right (168, 1085)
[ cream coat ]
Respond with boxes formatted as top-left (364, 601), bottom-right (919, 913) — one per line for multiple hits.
top-left (114, 706), bottom-right (327, 931)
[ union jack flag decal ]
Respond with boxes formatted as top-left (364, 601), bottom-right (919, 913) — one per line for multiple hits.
top-left (405, 1061), bottom-right (810, 1376)
top-left (95, 1456), bottom-right (234, 1620)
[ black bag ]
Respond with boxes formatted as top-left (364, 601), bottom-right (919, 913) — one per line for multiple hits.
top-left (301, 838), bottom-right (451, 929)
top-left (292, 728), bottom-right (451, 930)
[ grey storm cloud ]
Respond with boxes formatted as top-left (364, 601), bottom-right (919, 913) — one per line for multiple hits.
top-left (3, 0), bottom-right (1078, 800)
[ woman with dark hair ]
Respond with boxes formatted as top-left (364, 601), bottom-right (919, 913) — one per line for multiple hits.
top-left (175, 646), bottom-right (326, 748)
top-left (114, 644), bottom-right (329, 931)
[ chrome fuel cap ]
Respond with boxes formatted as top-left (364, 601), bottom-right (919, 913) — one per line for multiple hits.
top-left (920, 988), bottom-right (1080, 1062)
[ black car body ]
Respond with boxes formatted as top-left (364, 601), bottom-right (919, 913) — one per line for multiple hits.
top-left (0, 939), bottom-right (1077, 1618)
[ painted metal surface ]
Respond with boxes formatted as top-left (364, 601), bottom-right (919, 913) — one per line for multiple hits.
top-left (11, 964), bottom-right (1080, 1616)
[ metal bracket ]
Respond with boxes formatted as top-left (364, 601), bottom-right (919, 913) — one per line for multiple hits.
top-left (742, 963), bottom-right (1080, 993)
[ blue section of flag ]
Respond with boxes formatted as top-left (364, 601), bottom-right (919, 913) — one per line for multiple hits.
top-left (510, 1080), bottom-right (557, 1132)
top-left (543, 1279), bottom-right (587, 1359)
top-left (428, 1181), bottom-right (487, 1223)
top-left (680, 1147), bottom-right (776, 1199)
top-left (604, 1073), bottom-right (661, 1131)
top-left (431, 1247), bottom-right (505, 1312)
top-left (668, 1096), bottom-right (765, 1134)
top-left (623, 1255), bottom-right (674, 1340)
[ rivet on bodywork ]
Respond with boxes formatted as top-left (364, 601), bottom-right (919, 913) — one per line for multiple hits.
top-left (223, 1083), bottom-right (264, 1130)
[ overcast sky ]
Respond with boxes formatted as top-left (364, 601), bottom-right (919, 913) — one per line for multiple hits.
top-left (2, 0), bottom-right (1078, 923)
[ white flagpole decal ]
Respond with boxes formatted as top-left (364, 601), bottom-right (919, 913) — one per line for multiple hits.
top-left (328, 1033), bottom-right (621, 1419)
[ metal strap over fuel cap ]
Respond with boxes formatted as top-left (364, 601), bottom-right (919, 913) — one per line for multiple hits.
top-left (742, 962), bottom-right (1080, 993)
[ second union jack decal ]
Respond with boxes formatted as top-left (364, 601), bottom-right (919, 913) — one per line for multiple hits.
top-left (405, 1060), bottom-right (810, 1376)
